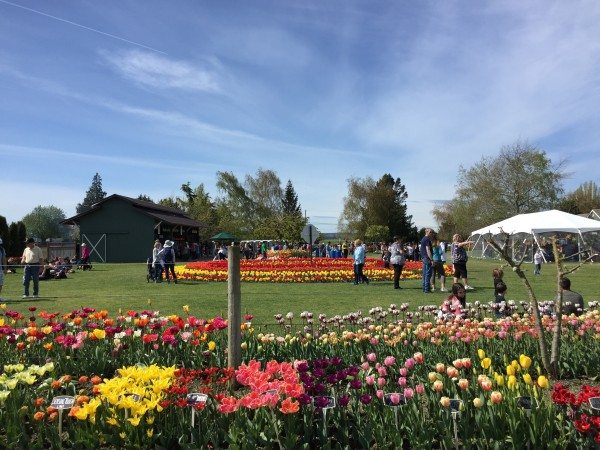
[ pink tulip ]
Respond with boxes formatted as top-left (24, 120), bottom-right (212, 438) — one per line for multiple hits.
top-left (361, 362), bottom-right (370, 371)
top-left (390, 393), bottom-right (401, 404)
top-left (366, 375), bottom-right (375, 385)
top-left (397, 377), bottom-right (407, 387)
top-left (405, 357), bottom-right (416, 369)
top-left (376, 390), bottom-right (384, 399)
top-left (377, 377), bottom-right (387, 387)
top-left (367, 353), bottom-right (377, 362)
top-left (377, 366), bottom-right (388, 377)
top-left (415, 384), bottom-right (425, 395)
top-left (403, 388), bottom-right (414, 399)
top-left (399, 367), bottom-right (408, 377)
top-left (384, 356), bottom-right (396, 366)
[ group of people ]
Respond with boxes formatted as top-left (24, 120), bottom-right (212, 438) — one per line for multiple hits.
top-left (149, 240), bottom-right (177, 283)
top-left (0, 238), bottom-right (92, 300)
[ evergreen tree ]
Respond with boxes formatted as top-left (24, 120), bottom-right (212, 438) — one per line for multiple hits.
top-left (17, 221), bottom-right (27, 246)
top-left (0, 215), bottom-right (8, 247)
top-left (7, 222), bottom-right (19, 256)
top-left (77, 173), bottom-right (107, 214)
top-left (338, 174), bottom-right (415, 241)
top-left (282, 180), bottom-right (301, 215)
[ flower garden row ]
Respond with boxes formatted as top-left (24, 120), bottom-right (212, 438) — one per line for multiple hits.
top-left (1, 304), bottom-right (599, 448)
top-left (176, 257), bottom-right (453, 282)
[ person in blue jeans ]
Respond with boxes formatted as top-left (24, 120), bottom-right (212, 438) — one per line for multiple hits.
top-left (353, 239), bottom-right (369, 285)
top-left (21, 237), bottom-right (43, 298)
top-left (420, 228), bottom-right (434, 293)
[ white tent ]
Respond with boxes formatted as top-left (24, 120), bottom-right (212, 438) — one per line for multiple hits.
top-left (469, 210), bottom-right (600, 261)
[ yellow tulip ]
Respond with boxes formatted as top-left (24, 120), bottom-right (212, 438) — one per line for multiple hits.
top-left (507, 375), bottom-right (517, 390)
top-left (477, 349), bottom-right (486, 360)
top-left (495, 374), bottom-right (504, 386)
top-left (523, 373), bottom-right (532, 385)
top-left (506, 365), bottom-right (515, 376)
top-left (481, 358), bottom-right (492, 370)
top-left (519, 355), bottom-right (532, 369)
top-left (537, 375), bottom-right (549, 389)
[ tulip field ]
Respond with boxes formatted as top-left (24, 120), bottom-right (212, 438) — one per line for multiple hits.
top-left (176, 257), bottom-right (453, 283)
top-left (1, 258), bottom-right (600, 448)
top-left (1, 301), bottom-right (599, 448)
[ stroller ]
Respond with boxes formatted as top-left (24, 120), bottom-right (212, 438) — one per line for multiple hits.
top-left (146, 257), bottom-right (163, 282)
top-left (146, 257), bottom-right (155, 282)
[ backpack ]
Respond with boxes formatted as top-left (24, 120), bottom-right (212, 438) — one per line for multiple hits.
top-left (163, 248), bottom-right (173, 263)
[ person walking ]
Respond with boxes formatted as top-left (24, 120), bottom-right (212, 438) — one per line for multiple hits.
top-left (420, 229), bottom-right (434, 293)
top-left (353, 239), bottom-right (369, 285)
top-left (389, 236), bottom-right (405, 289)
top-left (21, 238), bottom-right (43, 298)
top-left (534, 248), bottom-right (544, 275)
top-left (451, 234), bottom-right (475, 290)
top-left (160, 240), bottom-right (177, 284)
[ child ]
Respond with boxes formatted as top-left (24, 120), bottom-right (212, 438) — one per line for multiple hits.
top-left (534, 248), bottom-right (544, 275)
top-left (439, 283), bottom-right (466, 319)
top-left (492, 268), bottom-right (504, 296)
top-left (494, 281), bottom-right (508, 317)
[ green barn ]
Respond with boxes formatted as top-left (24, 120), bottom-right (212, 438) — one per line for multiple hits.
top-left (62, 194), bottom-right (203, 263)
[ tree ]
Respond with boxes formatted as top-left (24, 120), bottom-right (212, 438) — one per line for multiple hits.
top-left (245, 169), bottom-right (284, 215)
top-left (77, 173), bottom-right (107, 214)
top-left (22, 206), bottom-right (67, 240)
top-left (137, 194), bottom-right (154, 203)
top-left (365, 225), bottom-right (390, 243)
top-left (282, 180), bottom-right (301, 215)
top-left (0, 215), bottom-right (8, 247)
top-left (432, 141), bottom-right (566, 237)
top-left (7, 222), bottom-right (20, 256)
top-left (157, 197), bottom-right (182, 209)
top-left (186, 184), bottom-right (219, 239)
top-left (557, 181), bottom-right (600, 215)
top-left (215, 171), bottom-right (257, 238)
top-left (338, 174), bottom-right (415, 241)
top-left (17, 221), bottom-right (27, 249)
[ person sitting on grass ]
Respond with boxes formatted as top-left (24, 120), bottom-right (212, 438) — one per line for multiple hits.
top-left (439, 283), bottom-right (466, 319)
top-left (560, 277), bottom-right (584, 316)
top-left (494, 281), bottom-right (508, 318)
top-left (492, 268), bottom-right (504, 296)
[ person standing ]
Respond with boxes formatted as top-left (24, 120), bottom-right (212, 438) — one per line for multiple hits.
top-left (21, 238), bottom-right (43, 298)
top-left (534, 248), bottom-right (544, 275)
top-left (0, 237), bottom-right (7, 300)
top-left (420, 229), bottom-right (434, 293)
top-left (430, 238), bottom-right (447, 292)
top-left (353, 239), bottom-right (369, 285)
top-left (451, 234), bottom-right (475, 290)
top-left (152, 240), bottom-right (163, 282)
top-left (161, 240), bottom-right (177, 284)
top-left (389, 236), bottom-right (405, 289)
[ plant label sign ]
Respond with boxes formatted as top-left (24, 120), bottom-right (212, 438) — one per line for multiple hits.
top-left (589, 397), bottom-right (600, 412)
top-left (449, 399), bottom-right (462, 412)
top-left (517, 396), bottom-right (533, 410)
top-left (313, 396), bottom-right (336, 409)
top-left (51, 395), bottom-right (75, 410)
top-left (187, 393), bottom-right (208, 406)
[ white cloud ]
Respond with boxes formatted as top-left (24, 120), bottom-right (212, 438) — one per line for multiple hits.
top-left (100, 49), bottom-right (220, 92)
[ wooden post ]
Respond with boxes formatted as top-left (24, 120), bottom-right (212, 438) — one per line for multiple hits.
top-left (227, 244), bottom-right (241, 369)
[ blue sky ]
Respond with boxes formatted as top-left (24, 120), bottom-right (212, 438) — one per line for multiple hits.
top-left (1, 1), bottom-right (599, 233)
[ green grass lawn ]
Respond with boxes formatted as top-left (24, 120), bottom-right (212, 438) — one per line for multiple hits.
top-left (2, 259), bottom-right (598, 326)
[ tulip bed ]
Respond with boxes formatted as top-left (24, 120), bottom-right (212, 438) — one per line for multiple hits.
top-left (1, 302), bottom-right (600, 449)
top-left (176, 257), bottom-right (453, 283)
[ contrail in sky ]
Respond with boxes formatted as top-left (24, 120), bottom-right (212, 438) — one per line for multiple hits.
top-left (0, 0), bottom-right (166, 54)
